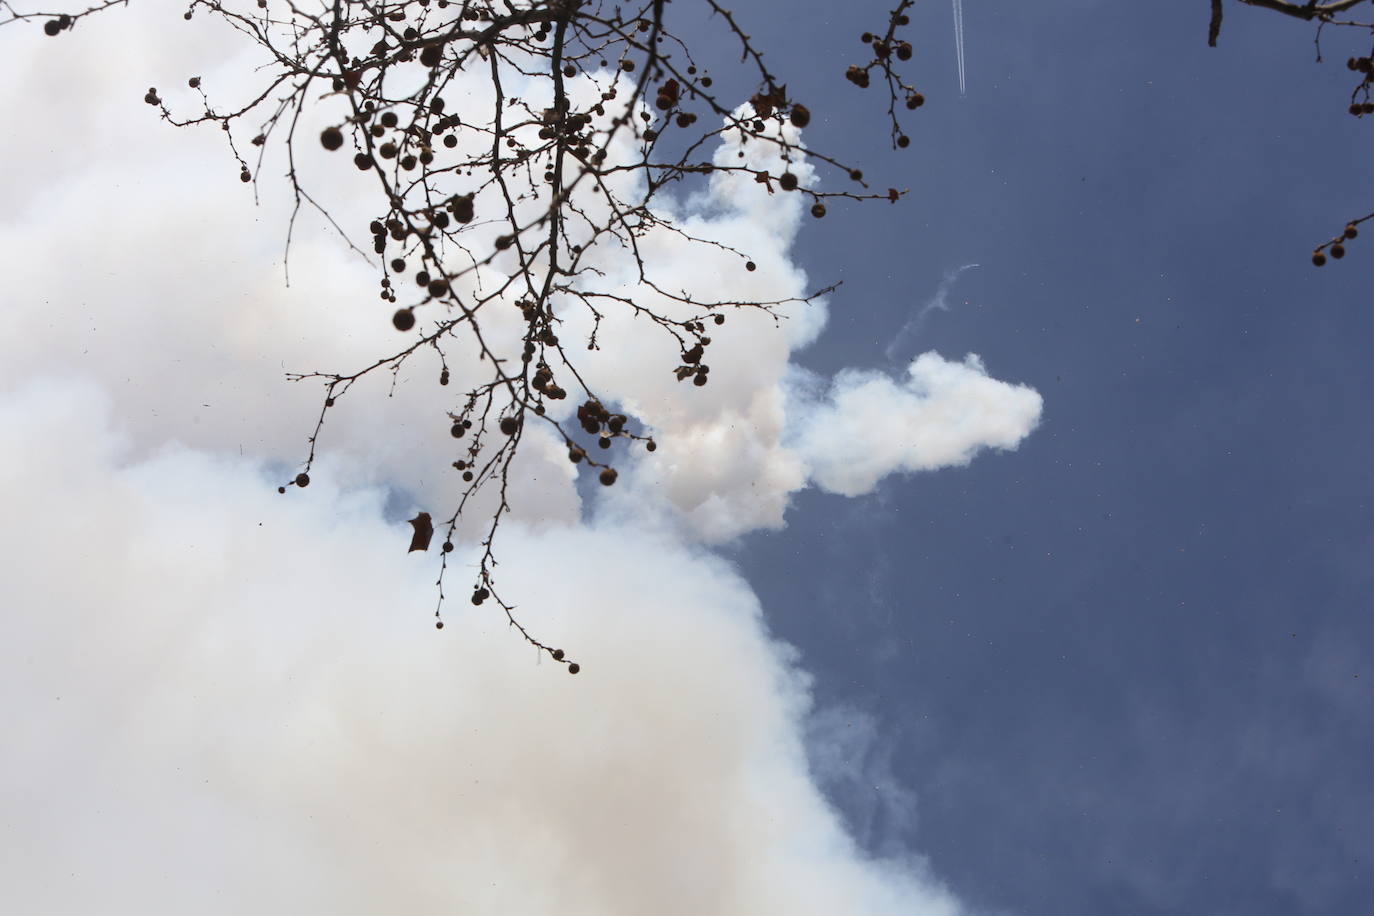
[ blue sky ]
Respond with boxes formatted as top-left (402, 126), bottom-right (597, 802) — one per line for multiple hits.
top-left (2, 2), bottom-right (1371, 915)
top-left (735, 2), bottom-right (1374, 914)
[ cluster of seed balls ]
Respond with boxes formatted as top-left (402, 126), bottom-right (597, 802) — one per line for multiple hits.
top-left (41, 14), bottom-right (72, 35)
top-left (1312, 223), bottom-right (1358, 266)
top-left (1347, 55), bottom-right (1374, 116)
top-left (843, 11), bottom-right (925, 150)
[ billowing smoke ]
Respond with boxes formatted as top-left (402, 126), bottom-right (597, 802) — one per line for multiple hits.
top-left (0, 7), bottom-right (1039, 914)
top-left (793, 353), bottom-right (1043, 499)
top-left (1, 378), bottom-right (970, 916)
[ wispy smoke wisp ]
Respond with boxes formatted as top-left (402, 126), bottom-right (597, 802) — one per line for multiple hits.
top-left (885, 263), bottom-right (980, 365)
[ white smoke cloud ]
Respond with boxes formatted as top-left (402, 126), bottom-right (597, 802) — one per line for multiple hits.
top-left (0, 6), bottom-right (1041, 913)
top-left (581, 129), bottom-right (1038, 542)
top-left (0, 378), bottom-right (963, 916)
top-left (793, 353), bottom-right (1044, 498)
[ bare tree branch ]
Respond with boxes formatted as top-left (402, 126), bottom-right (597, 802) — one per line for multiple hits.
top-left (1234, 0), bottom-right (1370, 22)
top-left (1210, 0), bottom-right (1374, 261)
top-left (7, 0), bottom-right (925, 670)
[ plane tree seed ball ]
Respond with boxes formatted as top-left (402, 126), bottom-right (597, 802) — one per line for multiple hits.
top-left (599, 468), bottom-right (617, 486)
top-left (320, 127), bottom-right (344, 150)
top-left (295, 473), bottom-right (310, 488)
top-left (567, 663), bottom-right (581, 674)
top-left (845, 66), bottom-right (870, 88)
top-left (392, 308), bottom-right (416, 331)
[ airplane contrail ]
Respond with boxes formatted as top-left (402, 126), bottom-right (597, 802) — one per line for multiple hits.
top-left (953, 0), bottom-right (966, 96)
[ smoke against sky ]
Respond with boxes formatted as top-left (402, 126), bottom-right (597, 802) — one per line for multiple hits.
top-left (0, 7), bottom-right (1040, 915)
top-left (793, 353), bottom-right (1042, 499)
top-left (1, 377), bottom-right (970, 916)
